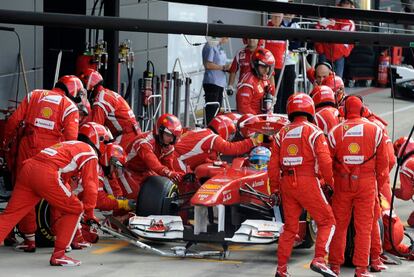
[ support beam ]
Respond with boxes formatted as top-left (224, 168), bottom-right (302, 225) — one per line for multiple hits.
top-left (103, 0), bottom-right (120, 92)
top-left (0, 9), bottom-right (414, 47)
top-left (163, 0), bottom-right (414, 25)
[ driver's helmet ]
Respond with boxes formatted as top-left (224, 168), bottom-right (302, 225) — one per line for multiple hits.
top-left (249, 146), bottom-right (271, 171)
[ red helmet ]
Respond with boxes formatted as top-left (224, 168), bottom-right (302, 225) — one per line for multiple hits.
top-left (322, 74), bottom-right (346, 105)
top-left (237, 113), bottom-right (260, 138)
top-left (310, 85), bottom-right (336, 108)
top-left (220, 112), bottom-right (242, 126)
top-left (251, 48), bottom-right (275, 80)
top-left (153, 113), bottom-right (182, 145)
top-left (55, 75), bottom-right (86, 103)
top-left (78, 68), bottom-right (104, 92)
top-left (286, 93), bottom-right (315, 122)
top-left (78, 122), bottom-right (113, 155)
top-left (208, 115), bottom-right (237, 141)
top-left (100, 143), bottom-right (126, 168)
top-left (393, 136), bottom-right (414, 158)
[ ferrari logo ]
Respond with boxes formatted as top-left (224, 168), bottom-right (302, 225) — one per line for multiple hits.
top-left (287, 144), bottom-right (298, 156)
top-left (348, 143), bottom-right (360, 154)
top-left (50, 143), bottom-right (63, 149)
top-left (41, 107), bottom-right (53, 118)
top-left (284, 126), bottom-right (289, 132)
top-left (343, 125), bottom-right (349, 131)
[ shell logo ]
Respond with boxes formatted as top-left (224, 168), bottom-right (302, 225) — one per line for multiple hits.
top-left (287, 144), bottom-right (298, 156)
top-left (41, 107), bottom-right (53, 118)
top-left (348, 143), bottom-right (360, 154)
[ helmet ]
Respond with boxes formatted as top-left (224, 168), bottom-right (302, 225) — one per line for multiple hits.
top-left (220, 112), bottom-right (242, 126)
top-left (343, 95), bottom-right (365, 119)
top-left (393, 136), bottom-right (414, 159)
top-left (78, 122), bottom-right (113, 155)
top-left (100, 143), bottom-right (126, 168)
top-left (55, 75), bottom-right (86, 103)
top-left (153, 113), bottom-right (182, 146)
top-left (286, 93), bottom-right (315, 122)
top-left (322, 75), bottom-right (346, 105)
top-left (251, 48), bottom-right (275, 80)
top-left (249, 146), bottom-right (271, 171)
top-left (310, 85), bottom-right (336, 108)
top-left (208, 115), bottom-right (237, 141)
top-left (237, 113), bottom-right (260, 138)
top-left (78, 68), bottom-right (104, 92)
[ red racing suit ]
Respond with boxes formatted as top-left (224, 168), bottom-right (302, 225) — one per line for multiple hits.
top-left (314, 106), bottom-right (340, 136)
top-left (118, 131), bottom-right (176, 200)
top-left (314, 19), bottom-right (355, 62)
top-left (395, 156), bottom-right (414, 227)
top-left (228, 47), bottom-right (254, 83)
top-left (268, 117), bottom-right (336, 266)
top-left (236, 72), bottom-right (273, 115)
top-left (327, 117), bottom-right (389, 267)
top-left (262, 20), bottom-right (286, 69)
top-left (74, 167), bottom-right (123, 211)
top-left (0, 141), bottom-right (98, 252)
top-left (3, 88), bottom-right (79, 235)
top-left (90, 87), bottom-right (141, 150)
top-left (173, 128), bottom-right (254, 172)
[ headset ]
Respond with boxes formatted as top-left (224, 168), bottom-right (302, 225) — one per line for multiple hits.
top-left (315, 61), bottom-right (333, 72)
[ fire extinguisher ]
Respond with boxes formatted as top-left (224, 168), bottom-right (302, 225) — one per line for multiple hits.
top-left (377, 50), bottom-right (390, 87)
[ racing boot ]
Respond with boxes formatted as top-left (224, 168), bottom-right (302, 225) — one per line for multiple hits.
top-left (50, 250), bottom-right (81, 266)
top-left (370, 257), bottom-right (388, 272)
top-left (354, 267), bottom-right (375, 277)
top-left (310, 257), bottom-right (338, 277)
top-left (329, 264), bottom-right (340, 276)
top-left (275, 264), bottom-right (291, 277)
top-left (15, 233), bottom-right (36, 252)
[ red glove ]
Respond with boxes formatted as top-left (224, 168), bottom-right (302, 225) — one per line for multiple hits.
top-left (167, 171), bottom-right (184, 184)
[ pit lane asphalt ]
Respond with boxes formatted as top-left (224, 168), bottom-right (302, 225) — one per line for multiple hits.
top-left (1, 87), bottom-right (414, 277)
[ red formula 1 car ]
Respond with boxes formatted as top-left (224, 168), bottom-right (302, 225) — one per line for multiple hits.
top-left (124, 114), bottom-right (317, 255)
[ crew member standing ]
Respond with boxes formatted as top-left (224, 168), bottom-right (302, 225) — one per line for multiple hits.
top-left (269, 93), bottom-right (337, 277)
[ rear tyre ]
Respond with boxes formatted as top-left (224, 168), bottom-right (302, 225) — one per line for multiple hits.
top-left (35, 199), bottom-right (55, 247)
top-left (135, 176), bottom-right (179, 216)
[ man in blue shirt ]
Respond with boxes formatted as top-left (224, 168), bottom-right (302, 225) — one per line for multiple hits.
top-left (202, 28), bottom-right (229, 125)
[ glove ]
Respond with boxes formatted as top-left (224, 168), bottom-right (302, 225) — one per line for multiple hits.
top-left (269, 191), bottom-right (281, 207)
top-left (226, 86), bottom-right (234, 96)
top-left (322, 184), bottom-right (334, 201)
top-left (117, 199), bottom-right (136, 211)
top-left (167, 171), bottom-right (184, 184)
top-left (250, 133), bottom-right (263, 146)
top-left (84, 211), bottom-right (100, 227)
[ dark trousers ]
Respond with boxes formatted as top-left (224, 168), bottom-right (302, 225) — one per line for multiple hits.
top-left (275, 65), bottom-right (296, 114)
top-left (203, 83), bottom-right (223, 125)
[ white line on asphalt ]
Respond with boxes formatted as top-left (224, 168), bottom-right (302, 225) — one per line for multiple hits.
top-left (379, 104), bottom-right (414, 117)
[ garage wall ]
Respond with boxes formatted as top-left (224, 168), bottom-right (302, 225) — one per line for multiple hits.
top-left (0, 0), bottom-right (43, 113)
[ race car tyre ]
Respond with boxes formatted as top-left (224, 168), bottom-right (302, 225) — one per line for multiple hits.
top-left (35, 199), bottom-right (55, 247)
top-left (135, 176), bottom-right (179, 216)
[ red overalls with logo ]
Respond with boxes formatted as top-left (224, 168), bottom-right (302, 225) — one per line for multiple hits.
top-left (3, 88), bottom-right (79, 235)
top-left (327, 118), bottom-right (388, 267)
top-left (90, 87), bottom-right (141, 151)
top-left (173, 128), bottom-right (254, 172)
top-left (228, 47), bottom-right (254, 83)
top-left (236, 72), bottom-right (273, 115)
top-left (268, 118), bottom-right (336, 266)
top-left (118, 132), bottom-right (175, 200)
top-left (0, 141), bottom-right (98, 251)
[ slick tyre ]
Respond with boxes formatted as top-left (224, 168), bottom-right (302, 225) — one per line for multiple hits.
top-left (35, 199), bottom-right (55, 247)
top-left (135, 176), bottom-right (179, 216)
